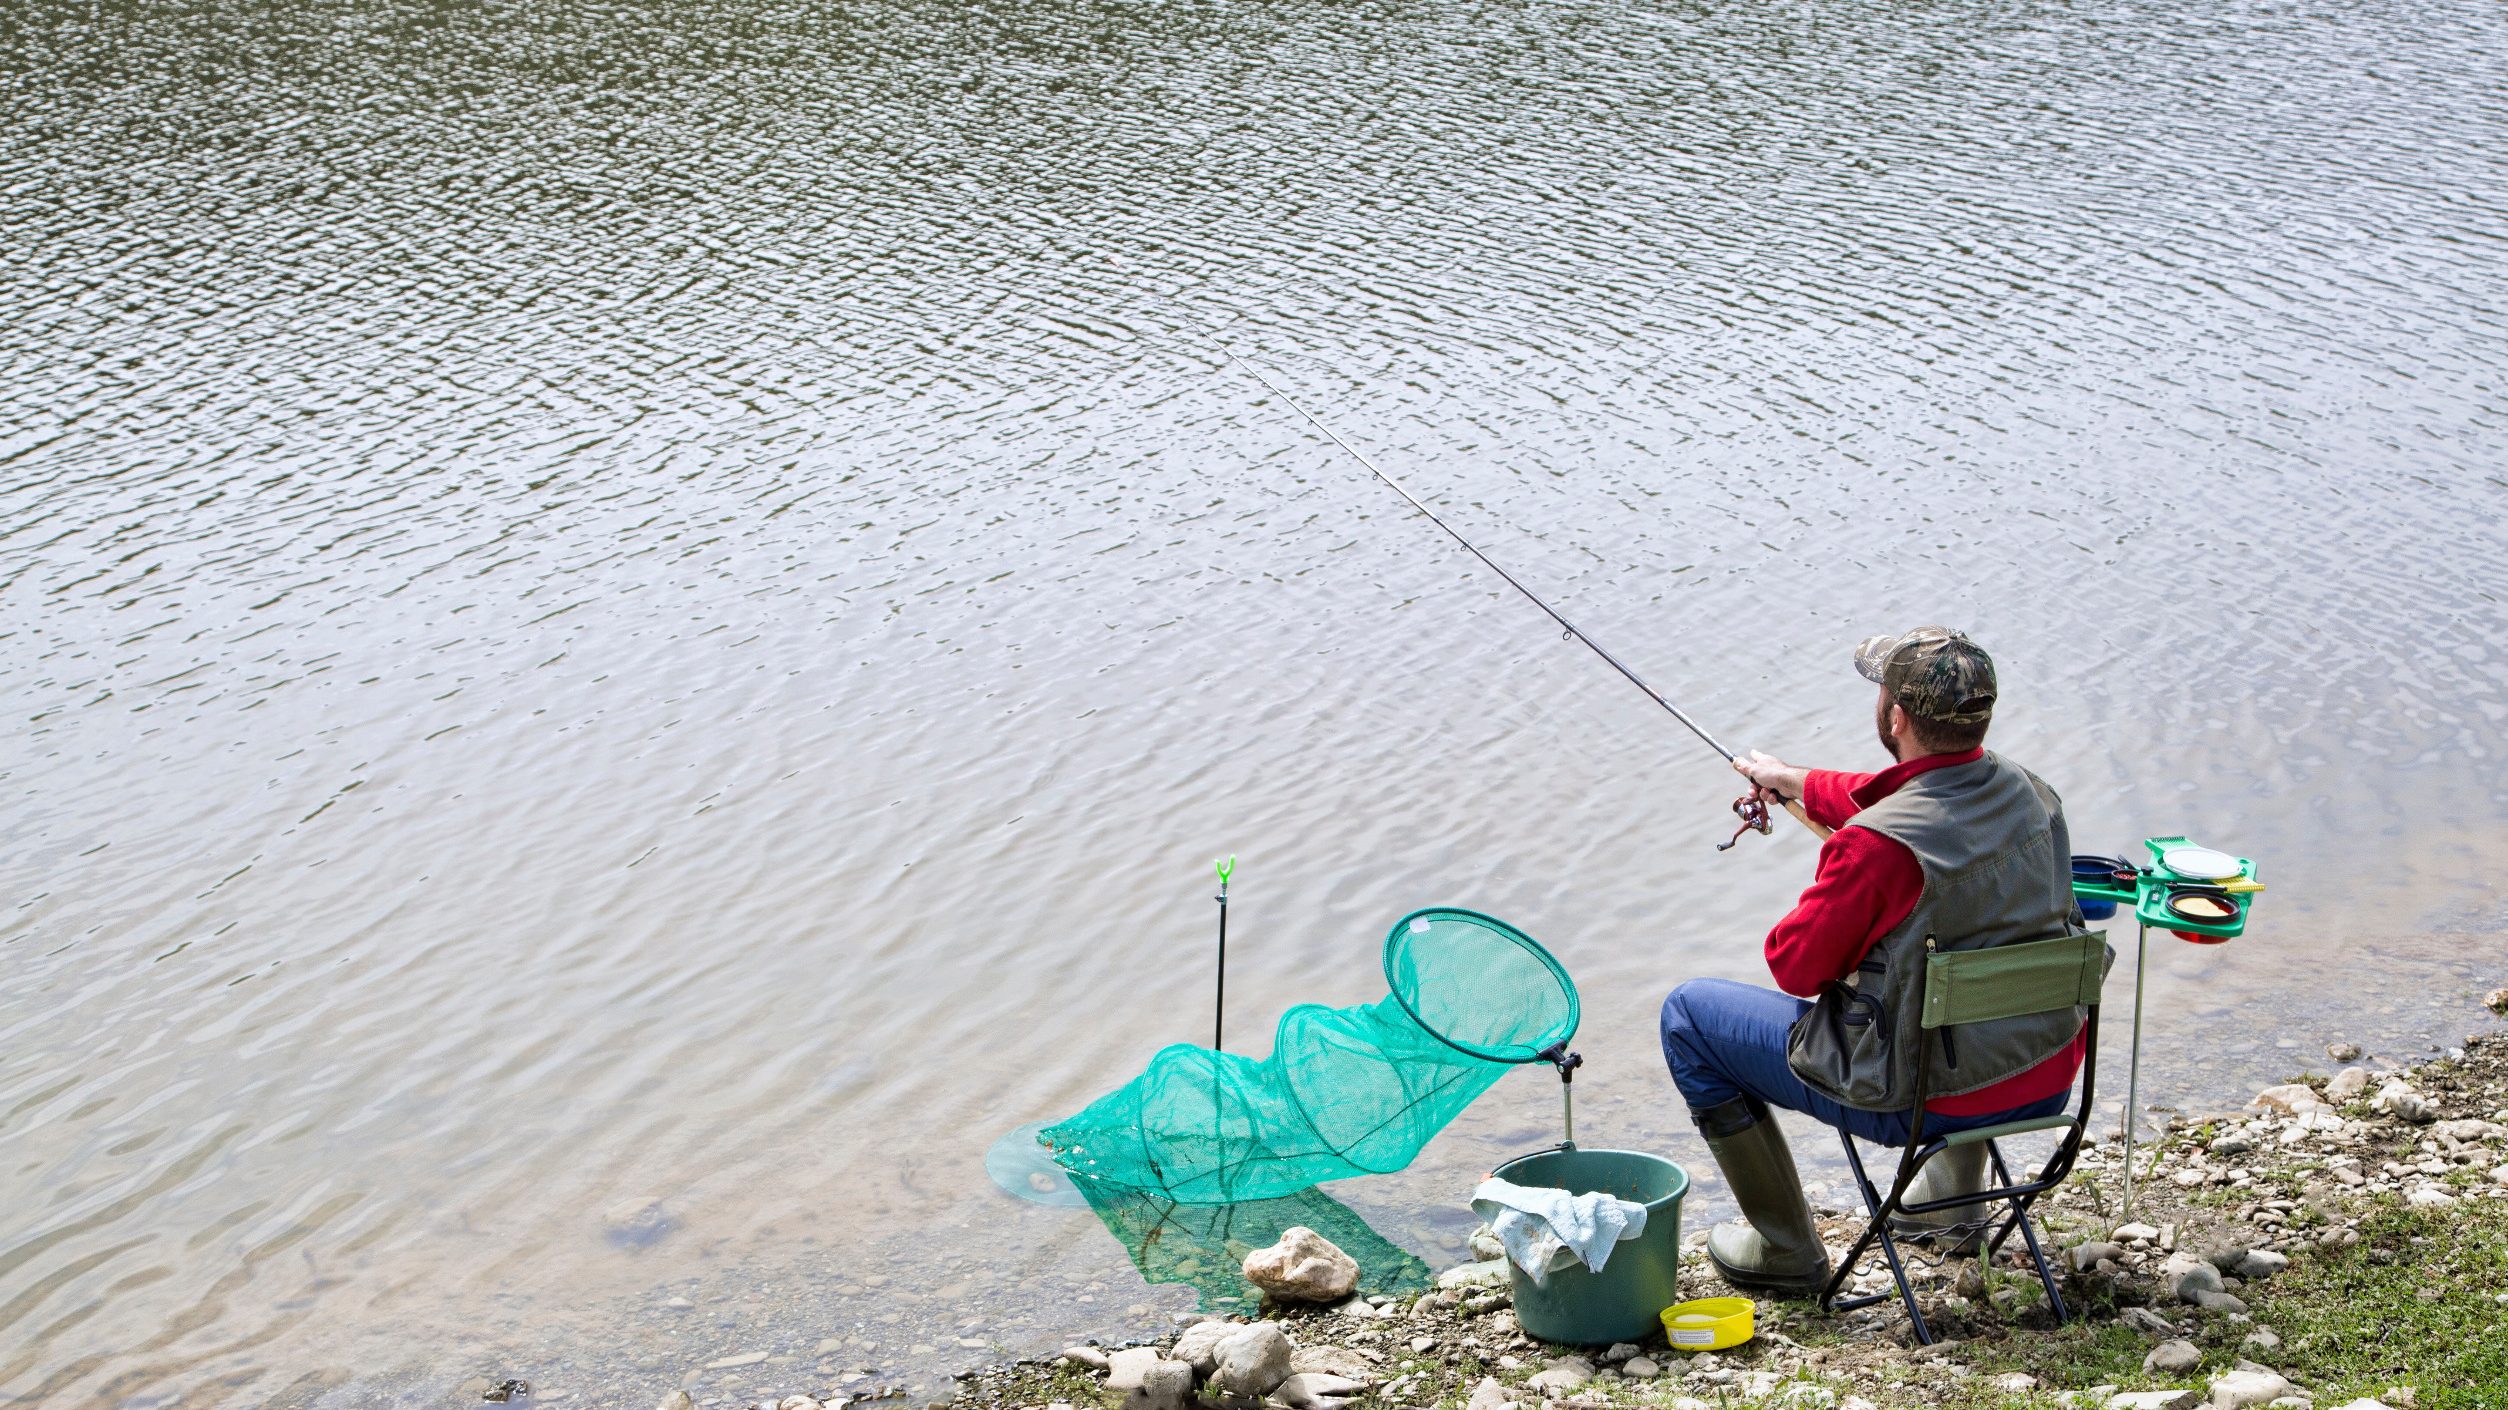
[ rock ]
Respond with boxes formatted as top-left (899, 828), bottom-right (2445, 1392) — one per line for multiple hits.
top-left (1839, 1399), bottom-right (1880, 1410)
top-left (2492, 1163), bottom-right (2508, 1188)
top-left (2073, 1240), bottom-right (2127, 1271)
top-left (1667, 1400), bottom-right (1712, 1410)
top-left (1599, 1343), bottom-right (1639, 1365)
top-left (2116, 1221), bottom-right (2163, 1242)
top-left (2252, 1084), bottom-right (2322, 1115)
top-left (1287, 1346), bottom-right (1376, 1386)
top-left (2211, 1132), bottom-right (2256, 1156)
top-left (1170, 1321), bottom-right (1235, 1375)
top-left (2210, 1369), bottom-right (2300, 1409)
top-left (2432, 1118), bottom-right (2505, 1143)
top-left (2326, 1041), bottom-right (2362, 1062)
top-left (2147, 1340), bottom-right (2203, 1375)
top-left (2166, 1254), bottom-right (2227, 1303)
top-left (2407, 1186), bottom-right (2458, 1209)
top-left (2485, 988), bottom-right (2508, 1015)
top-left (2109, 1394), bottom-right (2202, 1410)
top-left (778, 1398), bottom-right (821, 1410)
top-left (2326, 1067), bottom-right (2370, 1102)
top-left (1059, 1346), bottom-right (1110, 1372)
top-left (2375, 1083), bottom-right (2435, 1123)
top-left (1107, 1350), bottom-right (1195, 1410)
top-left (1437, 1260), bottom-right (1512, 1291)
top-left (2243, 1328), bottom-right (2283, 1353)
top-left (658, 1395), bottom-right (695, 1410)
top-left (705, 1354), bottom-right (770, 1371)
top-left (2123, 1306), bottom-right (2181, 1339)
top-left (1274, 1373), bottom-right (1366, 1410)
top-left (1623, 1356), bottom-right (1661, 1379)
top-left (603, 1196), bottom-right (677, 1248)
top-left (2327, 1401), bottom-right (2397, 1410)
top-left (1243, 1228), bottom-right (1360, 1304)
top-left (1523, 1357), bottom-right (1593, 1395)
top-left (1465, 1376), bottom-right (1515, 1410)
top-left (1779, 1387), bottom-right (1837, 1408)
top-left (1468, 1224), bottom-right (1506, 1262)
top-left (1996, 1374), bottom-right (2040, 1394)
top-left (2194, 1289), bottom-right (2250, 1315)
top-left (2233, 1250), bottom-right (2289, 1280)
top-left (1210, 1323), bottom-right (1293, 1399)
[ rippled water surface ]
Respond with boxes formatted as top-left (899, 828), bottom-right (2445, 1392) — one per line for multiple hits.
top-left (6, 0), bottom-right (2507, 1404)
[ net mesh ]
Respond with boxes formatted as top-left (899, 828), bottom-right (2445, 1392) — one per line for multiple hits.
top-left (1040, 907), bottom-right (1579, 1204)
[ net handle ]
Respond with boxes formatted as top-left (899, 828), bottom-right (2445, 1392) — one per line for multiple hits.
top-left (1380, 905), bottom-right (1581, 1064)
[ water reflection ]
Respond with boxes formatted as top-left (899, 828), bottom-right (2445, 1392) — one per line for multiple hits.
top-left (3, 0), bottom-right (2505, 1404)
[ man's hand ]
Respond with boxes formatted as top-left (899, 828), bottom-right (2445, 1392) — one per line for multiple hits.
top-left (1732, 750), bottom-right (1809, 805)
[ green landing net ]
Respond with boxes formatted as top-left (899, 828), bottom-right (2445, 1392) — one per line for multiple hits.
top-left (1040, 906), bottom-right (1580, 1204)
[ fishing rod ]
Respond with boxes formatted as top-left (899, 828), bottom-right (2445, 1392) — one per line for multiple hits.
top-left (1214, 343), bottom-right (1827, 848)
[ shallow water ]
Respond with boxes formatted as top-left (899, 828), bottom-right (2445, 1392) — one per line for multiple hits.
top-left (4, 0), bottom-right (2506, 1404)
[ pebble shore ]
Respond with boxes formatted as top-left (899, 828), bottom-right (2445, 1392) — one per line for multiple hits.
top-left (932, 1011), bottom-right (2508, 1410)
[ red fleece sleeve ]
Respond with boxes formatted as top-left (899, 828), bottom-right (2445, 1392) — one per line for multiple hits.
top-left (1762, 826), bottom-right (1925, 997)
top-left (1798, 768), bottom-right (1878, 832)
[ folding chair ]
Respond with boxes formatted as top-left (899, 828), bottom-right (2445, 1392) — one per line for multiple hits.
top-left (1820, 930), bottom-right (2107, 1344)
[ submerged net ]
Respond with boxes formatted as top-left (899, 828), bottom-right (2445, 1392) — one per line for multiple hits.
top-left (1040, 907), bottom-right (1579, 1204)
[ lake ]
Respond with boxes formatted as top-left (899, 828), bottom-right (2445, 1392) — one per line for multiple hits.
top-left (3, 0), bottom-right (2505, 1404)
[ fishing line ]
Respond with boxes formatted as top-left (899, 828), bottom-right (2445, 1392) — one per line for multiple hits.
top-left (1211, 338), bottom-right (1824, 844)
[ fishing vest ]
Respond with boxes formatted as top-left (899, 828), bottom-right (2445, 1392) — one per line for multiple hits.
top-left (1785, 751), bottom-right (2097, 1113)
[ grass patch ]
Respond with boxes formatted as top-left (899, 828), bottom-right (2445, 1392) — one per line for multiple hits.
top-left (2265, 1200), bottom-right (2508, 1410)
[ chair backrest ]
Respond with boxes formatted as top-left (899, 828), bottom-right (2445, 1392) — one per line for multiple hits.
top-left (1920, 930), bottom-right (2107, 1030)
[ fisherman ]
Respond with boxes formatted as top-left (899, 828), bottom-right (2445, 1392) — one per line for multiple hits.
top-left (1659, 627), bottom-right (2092, 1295)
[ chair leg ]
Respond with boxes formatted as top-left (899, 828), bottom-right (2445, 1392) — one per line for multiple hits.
top-left (1822, 1129), bottom-right (1936, 1345)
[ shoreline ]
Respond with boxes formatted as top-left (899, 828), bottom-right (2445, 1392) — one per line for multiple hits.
top-left (919, 994), bottom-right (2508, 1410)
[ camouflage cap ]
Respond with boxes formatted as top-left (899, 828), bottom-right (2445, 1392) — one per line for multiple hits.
top-left (1853, 626), bottom-right (1997, 725)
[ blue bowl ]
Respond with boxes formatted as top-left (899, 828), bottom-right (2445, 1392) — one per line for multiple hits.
top-left (2072, 854), bottom-right (2127, 920)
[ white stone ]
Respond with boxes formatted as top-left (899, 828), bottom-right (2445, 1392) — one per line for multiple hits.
top-left (1060, 1345), bottom-right (1111, 1371)
top-left (657, 1394), bottom-right (695, 1410)
top-left (2108, 1393), bottom-right (2201, 1410)
top-left (1243, 1228), bottom-right (1360, 1304)
top-left (2146, 1340), bottom-right (2202, 1375)
top-left (2407, 1187), bottom-right (2458, 1209)
top-left (1274, 1373), bottom-right (1366, 1410)
top-left (2234, 1249), bottom-right (2289, 1280)
top-left (1524, 1356), bottom-right (1593, 1395)
top-left (2116, 1221), bottom-right (2163, 1242)
top-left (1107, 1350), bottom-right (1196, 1410)
top-left (2327, 1401), bottom-right (2397, 1410)
top-left (2210, 1369), bottom-right (2300, 1409)
top-left (1464, 1376), bottom-right (1515, 1410)
top-left (2252, 1084), bottom-right (2322, 1115)
top-left (1996, 1374), bottom-right (2040, 1394)
top-left (1170, 1321), bottom-right (1234, 1375)
top-left (1623, 1357), bottom-right (1660, 1379)
top-left (1437, 1259), bottom-right (1513, 1290)
top-left (1209, 1322), bottom-right (1293, 1398)
top-left (2326, 1067), bottom-right (2370, 1102)
top-left (2375, 1083), bottom-right (2435, 1123)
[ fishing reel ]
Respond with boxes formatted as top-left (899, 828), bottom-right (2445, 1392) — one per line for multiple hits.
top-left (1717, 792), bottom-right (1774, 851)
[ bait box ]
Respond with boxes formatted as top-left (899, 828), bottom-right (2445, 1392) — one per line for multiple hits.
top-left (2065, 835), bottom-right (2256, 941)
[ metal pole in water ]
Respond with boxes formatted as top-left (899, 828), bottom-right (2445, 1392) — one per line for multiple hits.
top-left (1213, 855), bottom-right (1235, 1051)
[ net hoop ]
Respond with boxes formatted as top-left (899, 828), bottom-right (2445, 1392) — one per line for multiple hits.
top-left (1380, 905), bottom-right (1579, 1064)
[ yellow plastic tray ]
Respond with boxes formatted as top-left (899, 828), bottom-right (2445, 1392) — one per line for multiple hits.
top-left (1660, 1295), bottom-right (1754, 1351)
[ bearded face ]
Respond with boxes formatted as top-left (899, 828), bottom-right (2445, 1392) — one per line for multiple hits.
top-left (1875, 687), bottom-right (1899, 759)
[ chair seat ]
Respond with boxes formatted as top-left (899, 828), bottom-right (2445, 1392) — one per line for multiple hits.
top-left (1943, 1113), bottom-right (2077, 1148)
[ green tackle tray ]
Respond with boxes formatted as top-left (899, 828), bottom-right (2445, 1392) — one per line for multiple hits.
top-left (2067, 835), bottom-right (2257, 940)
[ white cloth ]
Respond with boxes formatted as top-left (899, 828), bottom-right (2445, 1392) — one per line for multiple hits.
top-left (1470, 1176), bottom-right (1649, 1286)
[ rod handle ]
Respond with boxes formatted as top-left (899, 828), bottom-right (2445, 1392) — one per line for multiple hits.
top-left (1782, 798), bottom-right (1834, 841)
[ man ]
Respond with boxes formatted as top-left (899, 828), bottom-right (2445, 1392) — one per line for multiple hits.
top-left (1659, 626), bottom-right (2090, 1295)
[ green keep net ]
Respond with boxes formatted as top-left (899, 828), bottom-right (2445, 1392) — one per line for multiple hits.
top-left (1040, 906), bottom-right (1579, 1204)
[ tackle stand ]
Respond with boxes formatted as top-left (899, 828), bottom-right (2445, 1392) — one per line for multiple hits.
top-left (2069, 835), bottom-right (2262, 1220)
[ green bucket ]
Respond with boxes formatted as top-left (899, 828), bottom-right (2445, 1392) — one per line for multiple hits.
top-left (1486, 1146), bottom-right (1689, 1346)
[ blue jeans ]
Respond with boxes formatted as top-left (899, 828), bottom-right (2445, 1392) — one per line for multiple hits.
top-left (1660, 977), bottom-right (2069, 1147)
